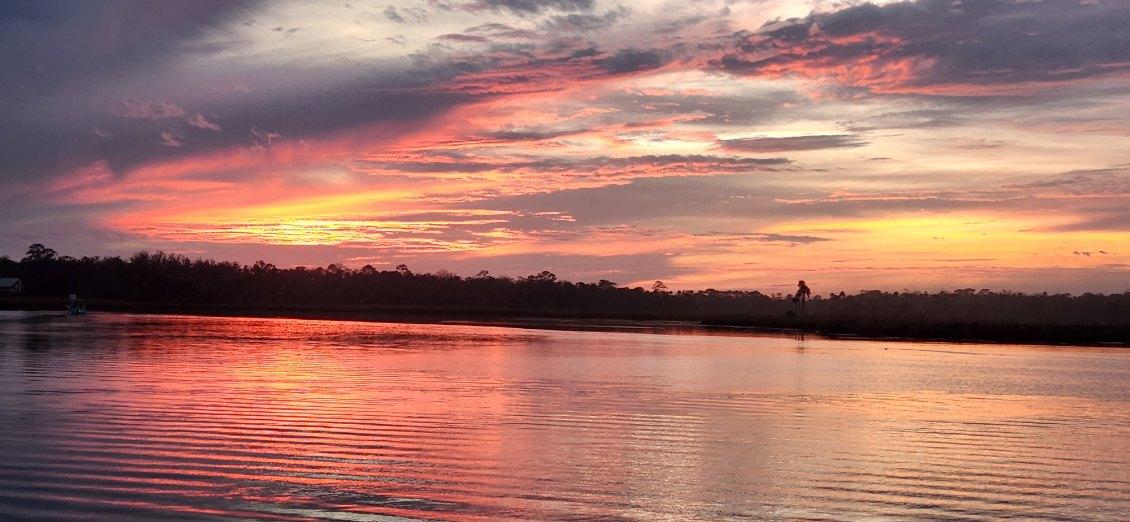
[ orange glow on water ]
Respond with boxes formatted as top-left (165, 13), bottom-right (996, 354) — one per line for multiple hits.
top-left (2, 313), bottom-right (1127, 519)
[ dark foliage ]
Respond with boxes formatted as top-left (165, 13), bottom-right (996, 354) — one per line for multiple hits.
top-left (0, 244), bottom-right (781, 317)
top-left (1, 245), bottom-right (1127, 342)
top-left (703, 315), bottom-right (1129, 345)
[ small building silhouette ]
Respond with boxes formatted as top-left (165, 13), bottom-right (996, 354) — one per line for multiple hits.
top-left (0, 278), bottom-right (23, 295)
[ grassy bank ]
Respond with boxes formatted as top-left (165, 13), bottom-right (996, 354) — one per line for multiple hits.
top-left (703, 314), bottom-right (1130, 346)
top-left (0, 296), bottom-right (688, 325)
top-left (3, 296), bottom-right (1127, 346)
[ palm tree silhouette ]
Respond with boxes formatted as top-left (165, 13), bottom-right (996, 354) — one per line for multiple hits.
top-left (795, 280), bottom-right (812, 315)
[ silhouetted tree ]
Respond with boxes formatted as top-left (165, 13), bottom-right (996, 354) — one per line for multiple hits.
top-left (23, 244), bottom-right (57, 262)
top-left (3, 244), bottom-right (1127, 333)
top-left (795, 280), bottom-right (812, 315)
top-left (528, 271), bottom-right (557, 283)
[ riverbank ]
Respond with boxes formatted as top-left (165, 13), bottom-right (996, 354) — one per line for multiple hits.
top-left (0, 296), bottom-right (706, 335)
top-left (703, 314), bottom-right (1130, 346)
top-left (3, 296), bottom-right (1126, 346)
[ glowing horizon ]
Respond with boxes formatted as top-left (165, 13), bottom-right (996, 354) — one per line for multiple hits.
top-left (1, 0), bottom-right (1128, 293)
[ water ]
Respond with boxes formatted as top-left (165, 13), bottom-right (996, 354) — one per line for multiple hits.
top-left (0, 311), bottom-right (1127, 520)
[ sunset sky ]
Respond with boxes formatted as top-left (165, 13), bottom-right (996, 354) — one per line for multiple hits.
top-left (1, 0), bottom-right (1127, 292)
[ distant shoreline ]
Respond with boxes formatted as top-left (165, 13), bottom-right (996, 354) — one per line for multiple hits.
top-left (2, 297), bottom-right (1126, 347)
top-left (703, 314), bottom-right (1130, 347)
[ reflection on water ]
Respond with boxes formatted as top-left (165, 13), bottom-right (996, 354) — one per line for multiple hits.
top-left (0, 311), bottom-right (1127, 520)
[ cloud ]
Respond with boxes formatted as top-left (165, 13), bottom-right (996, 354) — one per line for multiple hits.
top-left (598, 48), bottom-right (666, 74)
top-left (382, 5), bottom-right (406, 24)
top-left (464, 23), bottom-right (538, 39)
top-left (185, 113), bottom-right (221, 132)
top-left (716, 0), bottom-right (1130, 95)
top-left (382, 5), bottom-right (428, 24)
top-left (437, 33), bottom-right (492, 44)
top-left (541, 8), bottom-right (627, 32)
top-left (363, 154), bottom-right (788, 176)
top-left (1005, 167), bottom-right (1130, 196)
top-left (719, 134), bottom-right (867, 153)
top-left (946, 138), bottom-right (1009, 150)
top-left (1, 1), bottom-right (257, 104)
top-left (467, 0), bottom-right (594, 15)
top-left (159, 129), bottom-right (184, 147)
top-left (480, 127), bottom-right (584, 141)
top-left (421, 43), bottom-right (658, 95)
top-left (1046, 210), bottom-right (1130, 232)
top-left (697, 231), bottom-right (830, 244)
top-left (250, 127), bottom-right (282, 149)
top-left (524, 154), bottom-right (789, 173)
top-left (3, 1), bottom-right (1129, 293)
top-left (105, 98), bottom-right (186, 119)
top-left (272, 26), bottom-right (300, 36)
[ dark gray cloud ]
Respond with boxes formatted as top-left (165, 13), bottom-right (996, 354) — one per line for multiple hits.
top-left (845, 108), bottom-right (968, 131)
top-left (461, 175), bottom-right (782, 225)
top-left (438, 33), bottom-right (492, 44)
top-left (719, 134), bottom-right (867, 153)
top-left (524, 154), bottom-right (788, 172)
top-left (365, 154), bottom-right (788, 174)
top-left (92, 86), bottom-right (472, 177)
top-left (0, 1), bottom-right (483, 185)
top-left (468, 0), bottom-right (594, 15)
top-left (0, 1), bottom-right (257, 102)
top-left (104, 98), bottom-right (186, 120)
top-left (460, 167), bottom-right (1130, 229)
top-left (383, 5), bottom-right (428, 24)
top-left (464, 22), bottom-right (539, 39)
top-left (479, 128), bottom-right (585, 141)
top-left (696, 231), bottom-right (829, 244)
top-left (598, 48), bottom-right (666, 74)
top-left (1005, 167), bottom-right (1130, 196)
top-left (718, 0), bottom-right (1130, 94)
top-left (541, 8), bottom-right (627, 32)
top-left (600, 88), bottom-right (807, 127)
top-left (0, 1), bottom-right (258, 184)
top-left (6, 0), bottom-right (660, 191)
top-left (383, 6), bottom-right (406, 23)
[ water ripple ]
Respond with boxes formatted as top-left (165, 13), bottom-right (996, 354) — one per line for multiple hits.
top-left (1, 311), bottom-right (1127, 520)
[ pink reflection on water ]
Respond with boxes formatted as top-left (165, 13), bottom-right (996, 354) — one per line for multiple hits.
top-left (0, 312), bottom-right (1127, 519)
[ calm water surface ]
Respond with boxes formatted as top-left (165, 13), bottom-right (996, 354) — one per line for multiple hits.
top-left (0, 311), bottom-right (1127, 520)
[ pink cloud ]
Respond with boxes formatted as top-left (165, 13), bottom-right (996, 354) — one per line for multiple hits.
top-left (185, 113), bottom-right (222, 132)
top-left (159, 129), bottom-right (184, 147)
top-left (105, 98), bottom-right (186, 119)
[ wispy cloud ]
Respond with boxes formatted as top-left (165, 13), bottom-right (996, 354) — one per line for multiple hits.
top-left (719, 135), bottom-right (867, 153)
top-left (106, 98), bottom-right (186, 120)
top-left (1, 0), bottom-right (1127, 292)
top-left (715, 0), bottom-right (1130, 95)
top-left (158, 130), bottom-right (185, 147)
top-left (186, 113), bottom-right (222, 132)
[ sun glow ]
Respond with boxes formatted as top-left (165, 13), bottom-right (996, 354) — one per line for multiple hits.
top-left (4, 0), bottom-right (1127, 292)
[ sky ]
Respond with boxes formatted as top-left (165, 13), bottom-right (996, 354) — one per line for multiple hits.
top-left (0, 0), bottom-right (1128, 293)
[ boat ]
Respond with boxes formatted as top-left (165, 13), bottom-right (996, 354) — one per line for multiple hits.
top-left (66, 294), bottom-right (87, 315)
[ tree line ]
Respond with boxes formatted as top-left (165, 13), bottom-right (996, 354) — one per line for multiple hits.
top-left (2, 244), bottom-right (1127, 327)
